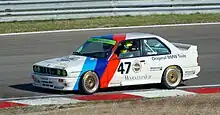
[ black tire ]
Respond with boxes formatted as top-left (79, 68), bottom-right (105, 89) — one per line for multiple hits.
top-left (162, 66), bottom-right (182, 89)
top-left (79, 71), bottom-right (99, 94)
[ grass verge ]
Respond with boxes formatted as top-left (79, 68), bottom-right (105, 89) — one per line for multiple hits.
top-left (1, 13), bottom-right (220, 34)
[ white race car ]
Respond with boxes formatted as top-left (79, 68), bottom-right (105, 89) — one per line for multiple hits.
top-left (31, 33), bottom-right (200, 94)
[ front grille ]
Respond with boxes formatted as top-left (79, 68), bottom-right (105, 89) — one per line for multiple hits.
top-left (42, 84), bottom-right (53, 87)
top-left (39, 66), bottom-right (57, 75)
top-left (33, 65), bottom-right (67, 76)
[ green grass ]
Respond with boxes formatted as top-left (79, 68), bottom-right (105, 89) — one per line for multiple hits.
top-left (1, 13), bottom-right (220, 34)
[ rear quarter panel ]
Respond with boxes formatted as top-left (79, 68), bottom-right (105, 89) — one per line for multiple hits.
top-left (156, 36), bottom-right (199, 80)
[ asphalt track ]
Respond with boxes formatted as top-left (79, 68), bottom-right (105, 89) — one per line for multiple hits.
top-left (0, 24), bottom-right (220, 98)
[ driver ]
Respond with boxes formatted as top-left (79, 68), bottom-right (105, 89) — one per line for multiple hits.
top-left (120, 40), bottom-right (133, 54)
top-left (117, 40), bottom-right (135, 58)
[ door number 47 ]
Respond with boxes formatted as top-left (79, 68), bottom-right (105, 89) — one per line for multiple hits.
top-left (117, 62), bottom-right (131, 74)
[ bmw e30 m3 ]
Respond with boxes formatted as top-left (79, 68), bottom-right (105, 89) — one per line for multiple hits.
top-left (31, 33), bottom-right (200, 94)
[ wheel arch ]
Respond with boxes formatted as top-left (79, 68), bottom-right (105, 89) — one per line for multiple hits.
top-left (78, 70), bottom-right (100, 90)
top-left (78, 70), bottom-right (100, 82)
top-left (161, 65), bottom-right (183, 82)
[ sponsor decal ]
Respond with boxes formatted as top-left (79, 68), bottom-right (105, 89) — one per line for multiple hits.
top-left (69, 57), bottom-right (81, 61)
top-left (109, 82), bottom-right (121, 86)
top-left (54, 66), bottom-right (66, 70)
top-left (125, 75), bottom-right (151, 80)
top-left (60, 56), bottom-right (80, 61)
top-left (150, 67), bottom-right (162, 71)
top-left (152, 54), bottom-right (186, 61)
top-left (59, 63), bottom-right (68, 67)
top-left (132, 60), bottom-right (142, 73)
top-left (178, 54), bottom-right (187, 58)
top-left (185, 70), bottom-right (196, 75)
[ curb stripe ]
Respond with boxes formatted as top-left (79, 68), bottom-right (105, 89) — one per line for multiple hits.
top-left (178, 84), bottom-right (220, 89)
top-left (73, 93), bottom-right (142, 101)
top-left (185, 87), bottom-right (220, 94)
top-left (0, 102), bottom-right (27, 109)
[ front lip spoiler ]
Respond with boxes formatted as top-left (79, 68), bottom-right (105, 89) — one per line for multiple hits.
top-left (32, 83), bottom-right (74, 91)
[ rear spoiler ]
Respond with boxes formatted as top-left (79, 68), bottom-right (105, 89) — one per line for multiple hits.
top-left (171, 42), bottom-right (198, 53)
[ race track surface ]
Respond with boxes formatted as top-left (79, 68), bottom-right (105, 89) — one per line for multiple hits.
top-left (0, 24), bottom-right (220, 98)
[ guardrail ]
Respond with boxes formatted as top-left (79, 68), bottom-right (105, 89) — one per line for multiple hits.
top-left (1, 0), bottom-right (220, 22)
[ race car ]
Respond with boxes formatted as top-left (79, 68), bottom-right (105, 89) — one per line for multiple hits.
top-left (31, 33), bottom-right (200, 94)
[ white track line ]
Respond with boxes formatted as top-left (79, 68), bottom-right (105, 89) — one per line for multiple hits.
top-left (9, 97), bottom-right (81, 105)
top-left (1, 22), bottom-right (220, 36)
top-left (0, 95), bottom-right (67, 101)
top-left (125, 89), bottom-right (196, 98)
top-left (178, 84), bottom-right (220, 89)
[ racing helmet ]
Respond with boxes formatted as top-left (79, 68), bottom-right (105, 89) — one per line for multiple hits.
top-left (123, 40), bottom-right (133, 49)
top-left (120, 40), bottom-right (133, 53)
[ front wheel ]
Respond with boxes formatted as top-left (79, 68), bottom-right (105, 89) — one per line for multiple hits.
top-left (162, 66), bottom-right (182, 89)
top-left (79, 71), bottom-right (99, 94)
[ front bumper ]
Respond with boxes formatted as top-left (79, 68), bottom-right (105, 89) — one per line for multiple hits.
top-left (31, 73), bottom-right (78, 91)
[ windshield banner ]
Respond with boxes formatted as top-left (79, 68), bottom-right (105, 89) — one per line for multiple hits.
top-left (88, 38), bottom-right (116, 45)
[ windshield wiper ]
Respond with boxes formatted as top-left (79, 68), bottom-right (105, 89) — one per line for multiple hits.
top-left (72, 52), bottom-right (83, 55)
top-left (82, 51), bottom-right (109, 58)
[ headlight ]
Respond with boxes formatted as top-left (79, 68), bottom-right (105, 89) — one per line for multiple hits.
top-left (33, 66), bottom-right (37, 72)
top-left (33, 65), bottom-right (40, 72)
top-left (57, 70), bottom-right (61, 75)
top-left (37, 66), bottom-right (40, 72)
top-left (62, 70), bottom-right (67, 76)
top-left (57, 69), bottom-right (67, 76)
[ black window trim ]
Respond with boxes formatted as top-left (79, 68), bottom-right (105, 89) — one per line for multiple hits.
top-left (112, 39), bottom-right (143, 59)
top-left (140, 37), bottom-right (171, 57)
top-left (110, 37), bottom-right (171, 60)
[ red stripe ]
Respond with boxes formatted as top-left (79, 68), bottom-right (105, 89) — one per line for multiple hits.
top-left (0, 101), bottom-right (27, 109)
top-left (185, 87), bottom-right (220, 94)
top-left (114, 34), bottom-right (127, 43)
top-left (100, 34), bottom-right (126, 88)
top-left (100, 59), bottom-right (120, 88)
top-left (73, 93), bottom-right (142, 101)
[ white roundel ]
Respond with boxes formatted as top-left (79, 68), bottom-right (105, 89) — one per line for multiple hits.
top-left (132, 61), bottom-right (142, 73)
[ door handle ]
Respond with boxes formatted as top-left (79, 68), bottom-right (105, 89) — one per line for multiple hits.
top-left (140, 60), bottom-right (145, 62)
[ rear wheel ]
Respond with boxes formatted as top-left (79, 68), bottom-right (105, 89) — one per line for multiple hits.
top-left (162, 66), bottom-right (182, 89)
top-left (79, 71), bottom-right (99, 94)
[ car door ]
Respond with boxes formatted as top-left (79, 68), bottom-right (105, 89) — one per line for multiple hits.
top-left (140, 38), bottom-right (172, 83)
top-left (108, 39), bottom-right (151, 87)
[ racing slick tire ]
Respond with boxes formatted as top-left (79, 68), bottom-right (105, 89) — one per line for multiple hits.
top-left (79, 71), bottom-right (99, 94)
top-left (161, 66), bottom-right (182, 89)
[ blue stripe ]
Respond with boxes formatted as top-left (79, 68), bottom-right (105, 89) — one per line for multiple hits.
top-left (91, 34), bottom-right (114, 40)
top-left (73, 57), bottom-right (97, 90)
top-left (94, 59), bottom-right (108, 78)
top-left (101, 34), bottom-right (114, 40)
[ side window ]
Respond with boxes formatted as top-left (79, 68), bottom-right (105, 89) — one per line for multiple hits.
top-left (115, 39), bottom-right (141, 58)
top-left (142, 38), bottom-right (170, 56)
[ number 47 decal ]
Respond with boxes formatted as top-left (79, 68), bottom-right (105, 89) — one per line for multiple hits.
top-left (117, 62), bottom-right (131, 74)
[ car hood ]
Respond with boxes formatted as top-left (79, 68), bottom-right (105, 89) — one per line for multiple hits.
top-left (34, 55), bottom-right (97, 71)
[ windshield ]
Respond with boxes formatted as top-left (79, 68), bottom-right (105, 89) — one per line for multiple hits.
top-left (73, 38), bottom-right (116, 58)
